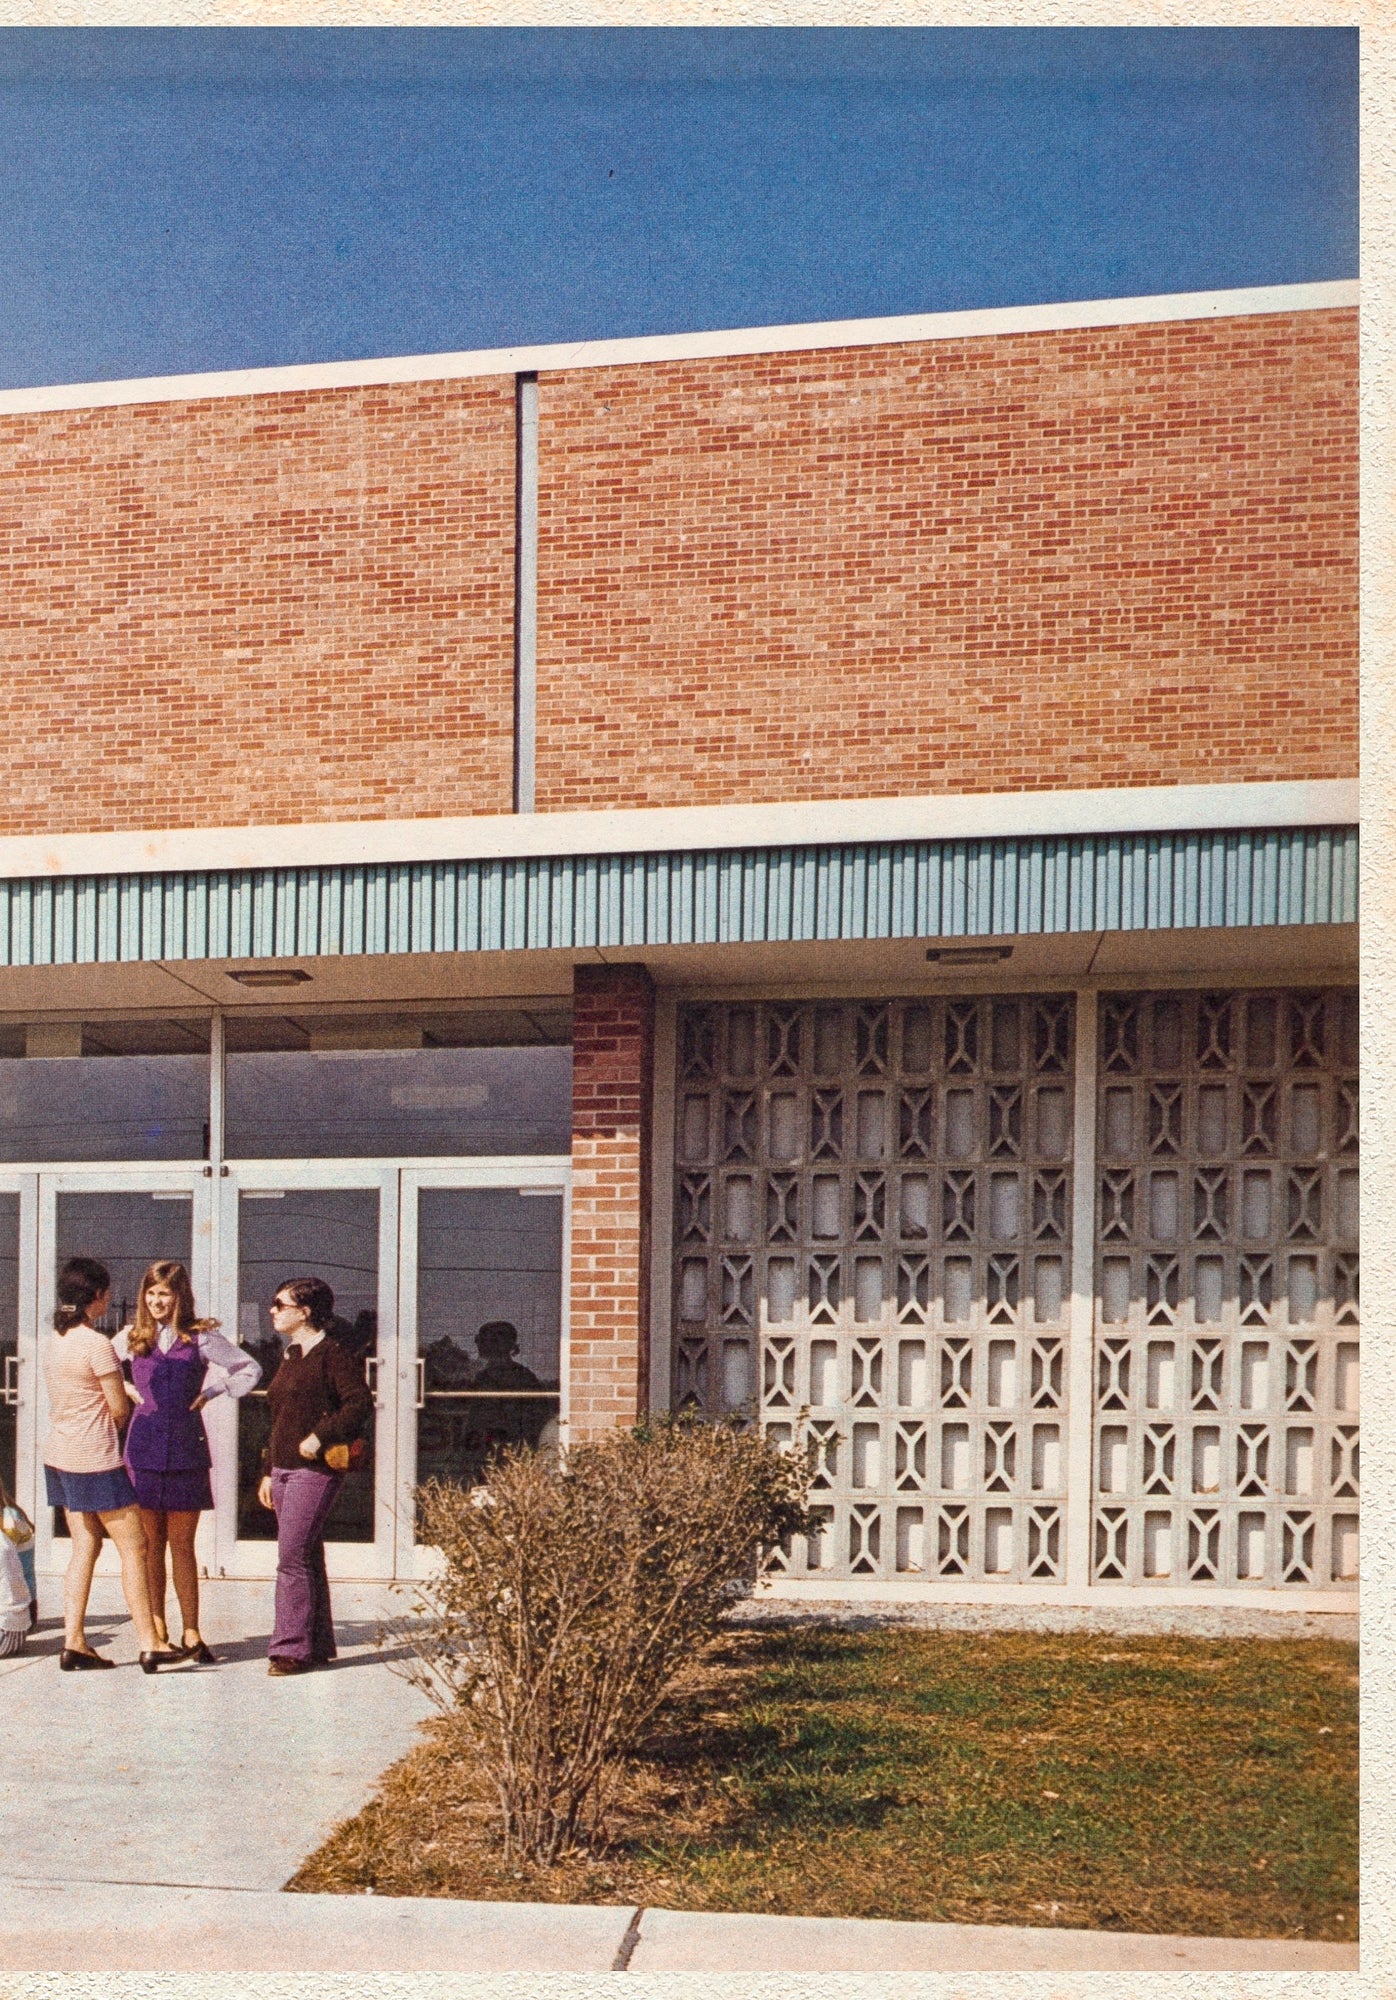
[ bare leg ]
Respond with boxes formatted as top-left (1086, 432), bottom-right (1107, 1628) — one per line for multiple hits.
top-left (139, 1507), bottom-right (171, 1645)
top-left (98, 1505), bottom-right (159, 1654)
top-left (165, 1511), bottom-right (202, 1644)
top-left (62, 1510), bottom-right (104, 1653)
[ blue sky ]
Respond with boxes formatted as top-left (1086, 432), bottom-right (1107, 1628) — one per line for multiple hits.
top-left (0, 27), bottom-right (1357, 389)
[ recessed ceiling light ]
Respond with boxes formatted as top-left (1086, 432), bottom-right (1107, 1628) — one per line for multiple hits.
top-left (227, 968), bottom-right (313, 988)
top-left (925, 946), bottom-right (1013, 965)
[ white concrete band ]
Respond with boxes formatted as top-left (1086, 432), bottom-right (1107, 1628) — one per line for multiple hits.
top-left (0, 779), bottom-right (1358, 884)
top-left (0, 281), bottom-right (1357, 416)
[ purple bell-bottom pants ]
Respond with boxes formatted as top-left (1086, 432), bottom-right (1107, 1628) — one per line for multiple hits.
top-left (269, 1466), bottom-right (343, 1665)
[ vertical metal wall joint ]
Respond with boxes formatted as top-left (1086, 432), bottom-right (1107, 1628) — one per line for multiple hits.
top-left (1064, 987), bottom-right (1099, 1592)
top-left (513, 373), bottom-right (540, 815)
top-left (207, 1010), bottom-right (226, 1172)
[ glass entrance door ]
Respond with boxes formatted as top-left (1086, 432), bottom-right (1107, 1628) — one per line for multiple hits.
top-left (395, 1168), bottom-right (567, 1576)
top-left (222, 1166), bottom-right (567, 1581)
top-left (216, 1166), bottom-right (398, 1580)
top-left (33, 1171), bottom-right (212, 1578)
top-left (23, 1161), bottom-right (571, 1584)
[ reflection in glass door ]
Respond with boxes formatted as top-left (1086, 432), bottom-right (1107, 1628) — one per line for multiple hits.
top-left (403, 1180), bottom-right (565, 1557)
top-left (51, 1189), bottom-right (197, 1539)
top-left (36, 1178), bottom-right (208, 1565)
top-left (226, 1173), bottom-right (393, 1577)
top-left (54, 1190), bottom-right (195, 1332)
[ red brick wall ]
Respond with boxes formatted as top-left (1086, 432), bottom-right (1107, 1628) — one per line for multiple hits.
top-left (0, 379), bottom-right (516, 836)
top-left (533, 308), bottom-right (1357, 810)
top-left (568, 964), bottom-right (654, 1441)
top-left (0, 308), bottom-right (1357, 843)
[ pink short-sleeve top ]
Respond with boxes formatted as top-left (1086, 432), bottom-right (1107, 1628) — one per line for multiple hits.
top-left (43, 1323), bottom-right (124, 1474)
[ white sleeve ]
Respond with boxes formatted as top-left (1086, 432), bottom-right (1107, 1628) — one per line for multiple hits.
top-left (197, 1330), bottom-right (263, 1399)
top-left (109, 1327), bottom-right (143, 1401)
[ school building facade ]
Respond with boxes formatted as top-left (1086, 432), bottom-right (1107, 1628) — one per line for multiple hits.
top-left (0, 278), bottom-right (1358, 1608)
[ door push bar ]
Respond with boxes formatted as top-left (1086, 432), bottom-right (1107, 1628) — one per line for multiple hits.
top-left (1, 1354), bottom-right (17, 1407)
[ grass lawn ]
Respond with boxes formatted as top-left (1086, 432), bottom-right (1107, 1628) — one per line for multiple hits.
top-left (289, 1628), bottom-right (1357, 1941)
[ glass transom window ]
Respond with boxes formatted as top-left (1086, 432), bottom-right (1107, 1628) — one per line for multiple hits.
top-left (223, 1011), bottom-right (572, 1159)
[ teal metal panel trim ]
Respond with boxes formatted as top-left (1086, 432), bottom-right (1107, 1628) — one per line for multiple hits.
top-left (0, 826), bottom-right (1357, 968)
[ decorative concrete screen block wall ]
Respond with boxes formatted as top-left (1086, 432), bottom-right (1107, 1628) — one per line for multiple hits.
top-left (1092, 989), bottom-right (1359, 1590)
top-left (673, 996), bottom-right (1075, 1584)
top-left (671, 985), bottom-right (1360, 1600)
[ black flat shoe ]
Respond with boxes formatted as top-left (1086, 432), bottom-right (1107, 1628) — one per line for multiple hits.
top-left (139, 1650), bottom-right (174, 1674)
top-left (180, 1640), bottom-right (217, 1666)
top-left (60, 1647), bottom-right (115, 1671)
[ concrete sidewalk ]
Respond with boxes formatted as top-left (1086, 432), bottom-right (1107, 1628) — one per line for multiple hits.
top-left (0, 1579), bottom-right (432, 1892)
top-left (0, 1878), bottom-right (1359, 1973)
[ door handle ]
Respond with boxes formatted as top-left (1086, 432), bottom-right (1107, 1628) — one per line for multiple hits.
top-left (364, 1355), bottom-right (381, 1406)
top-left (1, 1354), bottom-right (17, 1408)
top-left (415, 1357), bottom-right (426, 1410)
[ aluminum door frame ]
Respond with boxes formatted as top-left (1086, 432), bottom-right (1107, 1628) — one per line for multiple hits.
top-left (395, 1159), bottom-right (571, 1580)
top-left (31, 1166), bottom-right (214, 1580)
top-left (1, 1172), bottom-right (37, 1537)
top-left (213, 1161), bottom-right (400, 1582)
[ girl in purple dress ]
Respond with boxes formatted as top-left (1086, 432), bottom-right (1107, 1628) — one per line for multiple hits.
top-left (114, 1261), bottom-right (260, 1665)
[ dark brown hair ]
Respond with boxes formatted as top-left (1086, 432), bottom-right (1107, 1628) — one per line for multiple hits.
top-left (53, 1257), bottom-right (110, 1334)
top-left (276, 1276), bottom-right (336, 1332)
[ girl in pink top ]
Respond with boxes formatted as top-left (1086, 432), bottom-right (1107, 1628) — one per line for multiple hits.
top-left (43, 1257), bottom-right (165, 1673)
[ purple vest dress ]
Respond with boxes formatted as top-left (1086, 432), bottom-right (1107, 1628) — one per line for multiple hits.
top-left (124, 1337), bottom-right (215, 1513)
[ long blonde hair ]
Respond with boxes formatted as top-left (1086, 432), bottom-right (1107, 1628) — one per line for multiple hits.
top-left (125, 1260), bottom-right (218, 1357)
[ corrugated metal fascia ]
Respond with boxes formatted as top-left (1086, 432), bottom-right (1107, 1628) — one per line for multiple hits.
top-left (0, 827), bottom-right (1357, 967)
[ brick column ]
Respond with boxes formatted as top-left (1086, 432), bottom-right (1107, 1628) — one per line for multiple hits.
top-left (567, 963), bottom-right (655, 1441)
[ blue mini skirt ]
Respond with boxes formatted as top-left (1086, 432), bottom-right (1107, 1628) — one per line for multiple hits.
top-left (44, 1463), bottom-right (138, 1514)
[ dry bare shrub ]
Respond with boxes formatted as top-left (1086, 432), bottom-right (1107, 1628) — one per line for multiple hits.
top-left (393, 1418), bottom-right (812, 1866)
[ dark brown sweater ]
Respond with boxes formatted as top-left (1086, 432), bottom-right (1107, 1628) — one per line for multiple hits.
top-left (263, 1336), bottom-right (372, 1473)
